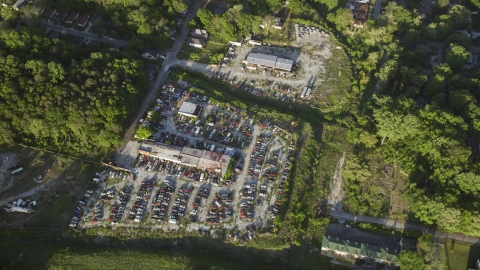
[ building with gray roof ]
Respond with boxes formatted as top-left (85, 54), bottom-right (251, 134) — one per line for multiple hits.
top-left (244, 52), bottom-right (293, 71)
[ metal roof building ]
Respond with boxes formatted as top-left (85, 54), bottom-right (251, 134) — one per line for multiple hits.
top-left (321, 224), bottom-right (417, 266)
top-left (275, 58), bottom-right (294, 70)
top-left (138, 142), bottom-right (182, 163)
top-left (182, 147), bottom-right (231, 173)
top-left (244, 52), bottom-right (293, 71)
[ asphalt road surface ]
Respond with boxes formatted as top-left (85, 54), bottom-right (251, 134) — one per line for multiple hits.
top-left (22, 20), bottom-right (129, 47)
top-left (118, 0), bottom-right (204, 151)
top-left (373, 0), bottom-right (382, 19)
top-left (330, 210), bottom-right (480, 244)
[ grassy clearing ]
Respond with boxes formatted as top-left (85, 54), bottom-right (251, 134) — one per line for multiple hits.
top-left (315, 48), bottom-right (353, 119)
top-left (442, 240), bottom-right (480, 270)
top-left (178, 42), bottom-right (227, 64)
top-left (0, 144), bottom-right (97, 228)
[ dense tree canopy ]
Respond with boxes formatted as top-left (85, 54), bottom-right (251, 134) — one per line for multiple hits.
top-left (0, 28), bottom-right (148, 158)
top-left (397, 251), bottom-right (425, 270)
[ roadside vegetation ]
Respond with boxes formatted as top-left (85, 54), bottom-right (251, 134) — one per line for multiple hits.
top-left (0, 26), bottom-right (148, 159)
top-left (36, 0), bottom-right (186, 48)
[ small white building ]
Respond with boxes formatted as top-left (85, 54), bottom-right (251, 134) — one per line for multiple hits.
top-left (12, 0), bottom-right (26, 10)
top-left (187, 38), bottom-right (205, 49)
top-left (178, 102), bottom-right (203, 117)
top-left (229, 36), bottom-right (243, 47)
top-left (248, 40), bottom-right (262, 46)
top-left (191, 28), bottom-right (208, 39)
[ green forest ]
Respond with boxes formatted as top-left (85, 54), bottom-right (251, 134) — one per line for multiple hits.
top-left (321, 1), bottom-right (480, 237)
top-left (0, 27), bottom-right (148, 158)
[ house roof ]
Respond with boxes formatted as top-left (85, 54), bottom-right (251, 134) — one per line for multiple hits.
top-left (178, 101), bottom-right (202, 116)
top-left (56, 11), bottom-right (68, 21)
top-left (139, 141), bottom-right (182, 162)
top-left (246, 53), bottom-right (277, 67)
top-left (77, 14), bottom-right (90, 25)
top-left (187, 38), bottom-right (205, 46)
top-left (322, 235), bottom-right (399, 262)
top-left (65, 12), bottom-right (79, 22)
top-left (275, 58), bottom-right (294, 71)
top-left (354, 10), bottom-right (367, 20)
top-left (191, 28), bottom-right (208, 38)
top-left (43, 8), bottom-right (56, 19)
top-left (182, 147), bottom-right (230, 171)
top-left (245, 52), bottom-right (293, 71)
top-left (355, 3), bottom-right (368, 11)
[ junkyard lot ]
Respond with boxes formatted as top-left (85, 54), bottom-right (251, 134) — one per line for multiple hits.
top-left (84, 128), bottom-right (290, 232)
top-left (175, 28), bottom-right (334, 101)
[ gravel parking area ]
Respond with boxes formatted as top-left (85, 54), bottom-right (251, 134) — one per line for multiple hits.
top-left (175, 26), bottom-right (334, 101)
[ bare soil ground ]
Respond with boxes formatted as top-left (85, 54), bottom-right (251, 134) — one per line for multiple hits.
top-left (0, 145), bottom-right (95, 228)
top-left (327, 152), bottom-right (345, 211)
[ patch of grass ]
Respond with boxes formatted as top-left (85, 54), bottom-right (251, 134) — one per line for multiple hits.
top-left (315, 47), bottom-right (353, 119)
top-left (204, 41), bottom-right (226, 52)
top-left (178, 42), bottom-right (226, 64)
top-left (442, 240), bottom-right (480, 270)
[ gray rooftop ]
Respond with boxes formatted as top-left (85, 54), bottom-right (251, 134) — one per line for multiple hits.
top-left (245, 52), bottom-right (293, 71)
top-left (275, 58), bottom-right (294, 70)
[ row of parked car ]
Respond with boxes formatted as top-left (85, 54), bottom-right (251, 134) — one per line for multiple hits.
top-left (248, 135), bottom-right (270, 178)
top-left (239, 182), bottom-right (257, 220)
top-left (128, 180), bottom-right (153, 222)
top-left (107, 170), bottom-right (129, 181)
top-left (206, 192), bottom-right (234, 224)
top-left (190, 186), bottom-right (210, 222)
top-left (152, 180), bottom-right (175, 222)
top-left (70, 177), bottom-right (96, 228)
top-left (269, 141), bottom-right (295, 219)
top-left (169, 183), bottom-right (194, 224)
top-left (108, 185), bottom-right (133, 223)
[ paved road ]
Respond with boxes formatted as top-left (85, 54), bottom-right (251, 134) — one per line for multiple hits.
top-left (118, 0), bottom-right (204, 151)
top-left (22, 20), bottom-right (129, 47)
top-left (373, 0), bottom-right (383, 19)
top-left (330, 210), bottom-right (480, 244)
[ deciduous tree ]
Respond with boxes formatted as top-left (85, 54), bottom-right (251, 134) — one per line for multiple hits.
top-left (445, 44), bottom-right (469, 71)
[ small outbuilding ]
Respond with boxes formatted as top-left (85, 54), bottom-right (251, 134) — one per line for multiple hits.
top-left (187, 38), bottom-right (206, 49)
top-left (229, 36), bottom-right (243, 47)
top-left (178, 102), bottom-right (203, 117)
